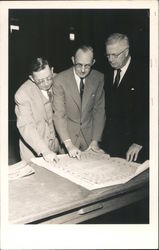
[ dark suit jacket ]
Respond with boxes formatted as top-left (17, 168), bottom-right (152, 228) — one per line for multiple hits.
top-left (103, 59), bottom-right (149, 161)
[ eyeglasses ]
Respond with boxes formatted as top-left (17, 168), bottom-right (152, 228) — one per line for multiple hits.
top-left (106, 47), bottom-right (128, 59)
top-left (34, 75), bottom-right (53, 85)
top-left (74, 63), bottom-right (92, 70)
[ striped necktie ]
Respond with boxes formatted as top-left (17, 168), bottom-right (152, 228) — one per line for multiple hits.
top-left (113, 69), bottom-right (121, 89)
top-left (47, 89), bottom-right (53, 103)
top-left (80, 78), bottom-right (84, 100)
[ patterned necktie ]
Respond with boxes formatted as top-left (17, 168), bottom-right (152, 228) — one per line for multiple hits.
top-left (47, 89), bottom-right (53, 103)
top-left (80, 78), bottom-right (85, 100)
top-left (113, 69), bottom-right (121, 89)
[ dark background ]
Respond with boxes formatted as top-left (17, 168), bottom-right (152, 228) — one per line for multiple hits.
top-left (9, 9), bottom-right (149, 224)
top-left (9, 9), bottom-right (149, 164)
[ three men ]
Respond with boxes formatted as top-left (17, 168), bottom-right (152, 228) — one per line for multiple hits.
top-left (103, 33), bottom-right (148, 162)
top-left (15, 38), bottom-right (148, 164)
top-left (15, 57), bottom-right (60, 163)
top-left (52, 45), bottom-right (105, 159)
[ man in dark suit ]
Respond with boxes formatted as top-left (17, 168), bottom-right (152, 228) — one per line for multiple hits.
top-left (53, 45), bottom-right (106, 159)
top-left (103, 33), bottom-right (149, 162)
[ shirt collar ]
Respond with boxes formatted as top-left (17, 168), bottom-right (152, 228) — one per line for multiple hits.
top-left (73, 67), bottom-right (85, 83)
top-left (120, 56), bottom-right (131, 74)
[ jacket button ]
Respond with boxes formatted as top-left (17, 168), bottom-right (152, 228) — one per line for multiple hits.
top-left (80, 122), bottom-right (82, 125)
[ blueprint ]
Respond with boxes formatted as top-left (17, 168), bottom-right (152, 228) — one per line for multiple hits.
top-left (31, 151), bottom-right (149, 190)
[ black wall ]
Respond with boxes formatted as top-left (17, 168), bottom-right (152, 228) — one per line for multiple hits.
top-left (9, 9), bottom-right (149, 163)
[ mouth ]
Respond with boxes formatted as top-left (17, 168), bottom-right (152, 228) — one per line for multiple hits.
top-left (43, 84), bottom-right (52, 90)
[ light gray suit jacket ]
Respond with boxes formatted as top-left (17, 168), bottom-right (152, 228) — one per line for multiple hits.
top-left (53, 67), bottom-right (105, 148)
top-left (15, 80), bottom-right (59, 162)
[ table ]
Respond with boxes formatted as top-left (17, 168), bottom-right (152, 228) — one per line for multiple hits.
top-left (9, 162), bottom-right (149, 224)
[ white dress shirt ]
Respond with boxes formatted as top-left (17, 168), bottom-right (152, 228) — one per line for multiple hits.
top-left (73, 68), bottom-right (85, 93)
top-left (113, 56), bottom-right (131, 86)
top-left (41, 89), bottom-right (49, 100)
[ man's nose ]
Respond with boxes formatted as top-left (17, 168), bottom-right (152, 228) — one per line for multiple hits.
top-left (108, 55), bottom-right (114, 62)
top-left (81, 65), bottom-right (85, 72)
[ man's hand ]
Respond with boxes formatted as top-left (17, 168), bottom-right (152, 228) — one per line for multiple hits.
top-left (126, 143), bottom-right (143, 162)
top-left (64, 139), bottom-right (81, 159)
top-left (68, 145), bottom-right (81, 159)
top-left (43, 151), bottom-right (59, 164)
top-left (86, 140), bottom-right (105, 153)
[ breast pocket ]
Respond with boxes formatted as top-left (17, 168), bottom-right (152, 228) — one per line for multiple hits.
top-left (86, 93), bottom-right (96, 112)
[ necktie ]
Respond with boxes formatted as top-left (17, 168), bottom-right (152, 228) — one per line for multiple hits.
top-left (47, 89), bottom-right (53, 103)
top-left (113, 69), bottom-right (121, 89)
top-left (80, 78), bottom-right (84, 100)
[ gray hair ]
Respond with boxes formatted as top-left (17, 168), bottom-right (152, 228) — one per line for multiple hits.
top-left (105, 33), bottom-right (129, 47)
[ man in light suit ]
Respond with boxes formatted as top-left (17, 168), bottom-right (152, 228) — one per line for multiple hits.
top-left (53, 45), bottom-right (105, 159)
top-left (103, 33), bottom-right (149, 162)
top-left (15, 57), bottom-right (61, 163)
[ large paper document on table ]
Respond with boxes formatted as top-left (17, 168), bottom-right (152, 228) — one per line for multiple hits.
top-left (31, 151), bottom-right (149, 190)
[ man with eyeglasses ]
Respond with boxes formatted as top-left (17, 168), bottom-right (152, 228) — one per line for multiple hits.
top-left (15, 57), bottom-right (62, 163)
top-left (102, 33), bottom-right (148, 162)
top-left (53, 45), bottom-right (105, 159)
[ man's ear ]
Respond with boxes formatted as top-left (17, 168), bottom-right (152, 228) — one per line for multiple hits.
top-left (71, 56), bottom-right (75, 65)
top-left (125, 48), bottom-right (129, 57)
top-left (51, 67), bottom-right (57, 77)
top-left (92, 59), bottom-right (96, 65)
top-left (29, 75), bottom-right (34, 82)
top-left (51, 67), bottom-right (54, 74)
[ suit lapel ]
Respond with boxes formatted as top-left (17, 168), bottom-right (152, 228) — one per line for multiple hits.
top-left (117, 62), bottom-right (132, 89)
top-left (69, 68), bottom-right (81, 110)
top-left (82, 74), bottom-right (94, 112)
top-left (31, 82), bottom-right (48, 121)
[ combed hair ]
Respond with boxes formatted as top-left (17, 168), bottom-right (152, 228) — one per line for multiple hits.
top-left (30, 57), bottom-right (49, 73)
top-left (105, 33), bottom-right (129, 47)
top-left (74, 44), bottom-right (94, 57)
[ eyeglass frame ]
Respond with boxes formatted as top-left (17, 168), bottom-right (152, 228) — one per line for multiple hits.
top-left (106, 47), bottom-right (129, 59)
top-left (74, 63), bottom-right (93, 70)
top-left (33, 75), bottom-right (53, 85)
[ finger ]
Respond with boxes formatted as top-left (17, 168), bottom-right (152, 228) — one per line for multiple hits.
top-left (98, 149), bottom-right (105, 154)
top-left (129, 152), bottom-right (135, 162)
top-left (53, 157), bottom-right (59, 163)
top-left (91, 147), bottom-right (99, 152)
top-left (86, 147), bottom-right (91, 151)
top-left (126, 151), bottom-right (130, 161)
top-left (134, 151), bottom-right (138, 162)
top-left (76, 154), bottom-right (80, 160)
top-left (69, 150), bottom-right (74, 158)
top-left (105, 153), bottom-right (110, 159)
top-left (76, 152), bottom-right (81, 160)
top-left (49, 159), bottom-right (55, 166)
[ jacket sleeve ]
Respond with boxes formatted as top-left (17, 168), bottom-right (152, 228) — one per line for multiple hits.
top-left (52, 77), bottom-right (70, 142)
top-left (15, 90), bottom-right (51, 155)
top-left (92, 74), bottom-right (106, 141)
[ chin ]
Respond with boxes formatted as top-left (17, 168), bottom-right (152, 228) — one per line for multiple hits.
top-left (110, 64), bottom-right (118, 69)
top-left (41, 86), bottom-right (51, 91)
